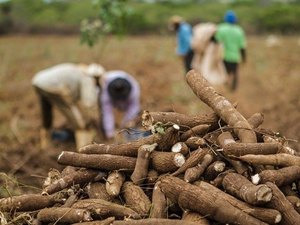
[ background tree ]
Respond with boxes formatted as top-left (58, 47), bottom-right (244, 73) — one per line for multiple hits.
top-left (80, 0), bottom-right (132, 47)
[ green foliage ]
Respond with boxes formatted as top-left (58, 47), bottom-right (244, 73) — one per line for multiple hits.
top-left (80, 18), bottom-right (102, 47)
top-left (125, 10), bottom-right (150, 33)
top-left (63, 1), bottom-right (98, 24)
top-left (32, 8), bottom-right (60, 25)
top-left (80, 0), bottom-right (132, 47)
top-left (1, 0), bottom-right (300, 36)
top-left (257, 4), bottom-right (300, 33)
top-left (8, 0), bottom-right (97, 29)
top-left (0, 0), bottom-right (12, 33)
top-left (97, 0), bottom-right (131, 34)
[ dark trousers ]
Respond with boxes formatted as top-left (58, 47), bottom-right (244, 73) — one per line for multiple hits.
top-left (34, 87), bottom-right (53, 129)
top-left (184, 49), bottom-right (194, 73)
top-left (34, 86), bottom-right (85, 130)
top-left (223, 60), bottom-right (239, 91)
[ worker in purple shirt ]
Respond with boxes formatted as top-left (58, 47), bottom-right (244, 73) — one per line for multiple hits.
top-left (100, 70), bottom-right (140, 140)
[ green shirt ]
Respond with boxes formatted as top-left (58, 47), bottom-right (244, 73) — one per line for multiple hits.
top-left (215, 23), bottom-right (246, 63)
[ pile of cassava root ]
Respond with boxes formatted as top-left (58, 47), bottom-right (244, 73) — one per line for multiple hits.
top-left (1, 70), bottom-right (300, 225)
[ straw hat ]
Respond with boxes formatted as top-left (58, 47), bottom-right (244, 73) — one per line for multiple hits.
top-left (168, 15), bottom-right (183, 30)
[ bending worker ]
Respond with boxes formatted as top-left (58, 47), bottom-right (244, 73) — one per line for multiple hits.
top-left (32, 62), bottom-right (105, 149)
top-left (100, 70), bottom-right (140, 140)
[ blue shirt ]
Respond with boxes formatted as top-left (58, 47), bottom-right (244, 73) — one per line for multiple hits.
top-left (176, 22), bottom-right (193, 56)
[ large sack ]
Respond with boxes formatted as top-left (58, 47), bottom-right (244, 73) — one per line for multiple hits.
top-left (191, 23), bottom-right (227, 86)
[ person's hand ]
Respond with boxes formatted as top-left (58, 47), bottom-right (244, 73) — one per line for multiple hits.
top-left (86, 118), bottom-right (98, 129)
top-left (105, 136), bottom-right (115, 144)
top-left (123, 120), bottom-right (137, 129)
top-left (241, 49), bottom-right (246, 64)
top-left (242, 56), bottom-right (246, 64)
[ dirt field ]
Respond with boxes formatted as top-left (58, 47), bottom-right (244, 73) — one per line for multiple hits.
top-left (0, 34), bottom-right (299, 196)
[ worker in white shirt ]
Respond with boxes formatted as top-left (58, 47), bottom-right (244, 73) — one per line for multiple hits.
top-left (32, 63), bottom-right (105, 150)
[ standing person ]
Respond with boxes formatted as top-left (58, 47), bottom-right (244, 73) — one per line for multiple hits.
top-left (169, 15), bottom-right (194, 73)
top-left (213, 10), bottom-right (247, 91)
top-left (32, 63), bottom-right (105, 149)
top-left (100, 70), bottom-right (140, 141)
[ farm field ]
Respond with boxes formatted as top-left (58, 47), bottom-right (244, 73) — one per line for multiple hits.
top-left (0, 34), bottom-right (299, 196)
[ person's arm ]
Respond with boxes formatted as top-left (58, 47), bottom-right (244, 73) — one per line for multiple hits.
top-left (121, 82), bottom-right (140, 128)
top-left (241, 48), bottom-right (246, 63)
top-left (239, 27), bottom-right (247, 63)
top-left (69, 104), bottom-right (86, 129)
top-left (78, 75), bottom-right (99, 127)
top-left (122, 96), bottom-right (140, 128)
top-left (100, 88), bottom-right (115, 139)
